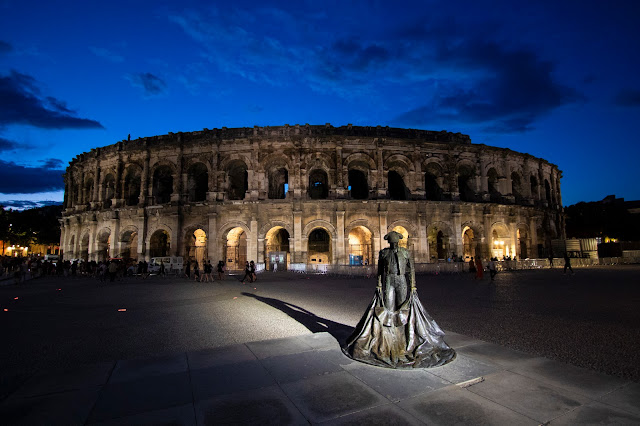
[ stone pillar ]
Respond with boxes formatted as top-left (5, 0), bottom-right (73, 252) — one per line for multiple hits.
top-left (140, 152), bottom-right (150, 205)
top-left (509, 221), bottom-right (517, 259)
top-left (111, 216), bottom-right (120, 258)
top-left (376, 145), bottom-right (385, 198)
top-left (208, 213), bottom-right (218, 263)
top-left (452, 212), bottom-right (462, 256)
top-left (378, 210), bottom-right (388, 253)
top-left (417, 213), bottom-right (429, 263)
top-left (529, 216), bottom-right (538, 256)
top-left (336, 210), bottom-right (345, 264)
top-left (88, 219), bottom-right (97, 261)
top-left (293, 210), bottom-right (303, 263)
top-left (249, 218), bottom-right (258, 263)
top-left (483, 211), bottom-right (493, 259)
top-left (92, 165), bottom-right (101, 208)
top-left (335, 146), bottom-right (345, 198)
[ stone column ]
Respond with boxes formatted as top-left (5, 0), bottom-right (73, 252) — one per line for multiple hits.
top-left (336, 210), bottom-right (345, 264)
top-left (335, 146), bottom-right (345, 198)
top-left (452, 211), bottom-right (462, 256)
top-left (509, 220), bottom-right (517, 259)
top-left (92, 164), bottom-right (101, 208)
top-left (376, 145), bottom-right (385, 198)
top-left (483, 210), bottom-right (493, 258)
top-left (249, 218), bottom-right (258, 263)
top-left (140, 152), bottom-right (150, 205)
top-left (111, 216), bottom-right (120, 258)
top-left (417, 213), bottom-right (428, 263)
top-left (378, 210), bottom-right (388, 253)
top-left (529, 216), bottom-right (538, 257)
top-left (293, 209), bottom-right (303, 263)
top-left (208, 213), bottom-right (218, 263)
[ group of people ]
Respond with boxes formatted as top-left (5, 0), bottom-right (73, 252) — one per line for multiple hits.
top-left (241, 261), bottom-right (257, 284)
top-left (183, 260), bottom-right (226, 282)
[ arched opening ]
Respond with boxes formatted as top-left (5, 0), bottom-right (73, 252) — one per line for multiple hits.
top-left (121, 230), bottom-right (138, 261)
top-left (96, 229), bottom-right (111, 261)
top-left (544, 179), bottom-right (552, 203)
top-left (80, 233), bottom-right (89, 262)
top-left (187, 163), bottom-right (208, 202)
top-left (462, 227), bottom-right (477, 260)
top-left (68, 235), bottom-right (76, 258)
top-left (530, 175), bottom-right (538, 200)
top-left (152, 165), bottom-right (174, 204)
top-left (457, 165), bottom-right (476, 202)
top-left (424, 164), bottom-right (443, 201)
top-left (185, 228), bottom-right (207, 265)
top-left (265, 227), bottom-right (290, 270)
top-left (348, 168), bottom-right (368, 200)
top-left (225, 227), bottom-right (247, 270)
top-left (487, 168), bottom-right (501, 203)
top-left (84, 178), bottom-right (94, 204)
top-left (491, 226), bottom-right (511, 259)
top-left (391, 226), bottom-right (410, 250)
top-left (123, 166), bottom-right (141, 206)
top-left (227, 161), bottom-right (248, 200)
top-left (308, 169), bottom-right (328, 199)
top-left (269, 167), bottom-right (288, 199)
top-left (428, 226), bottom-right (450, 261)
top-left (517, 228), bottom-right (528, 259)
top-left (308, 228), bottom-right (331, 264)
top-left (388, 170), bottom-right (409, 200)
top-left (511, 172), bottom-right (522, 202)
top-left (348, 226), bottom-right (373, 266)
top-left (149, 230), bottom-right (170, 258)
top-left (103, 173), bottom-right (115, 208)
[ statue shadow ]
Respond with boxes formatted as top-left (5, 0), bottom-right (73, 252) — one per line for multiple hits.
top-left (241, 292), bottom-right (353, 344)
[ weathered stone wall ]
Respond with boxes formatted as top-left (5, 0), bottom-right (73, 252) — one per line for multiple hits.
top-left (60, 124), bottom-right (564, 267)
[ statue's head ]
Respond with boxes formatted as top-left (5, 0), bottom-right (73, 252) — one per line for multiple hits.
top-left (384, 231), bottom-right (403, 246)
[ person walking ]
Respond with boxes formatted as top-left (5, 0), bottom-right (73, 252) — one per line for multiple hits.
top-left (241, 261), bottom-right (252, 284)
top-left (193, 261), bottom-right (200, 282)
top-left (488, 258), bottom-right (497, 281)
top-left (202, 260), bottom-right (211, 282)
top-left (217, 261), bottom-right (224, 280)
top-left (469, 257), bottom-right (476, 274)
top-left (250, 260), bottom-right (257, 282)
top-left (475, 256), bottom-right (484, 280)
top-left (563, 253), bottom-right (574, 275)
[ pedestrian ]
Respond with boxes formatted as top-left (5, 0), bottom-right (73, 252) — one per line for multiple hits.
top-left (273, 260), bottom-right (278, 272)
top-left (193, 261), bottom-right (200, 282)
top-left (160, 260), bottom-right (166, 277)
top-left (217, 260), bottom-right (224, 280)
top-left (108, 260), bottom-right (117, 282)
top-left (488, 258), bottom-right (497, 281)
top-left (563, 253), bottom-right (574, 275)
top-left (250, 260), bottom-right (257, 282)
top-left (469, 257), bottom-right (476, 274)
top-left (184, 260), bottom-right (191, 279)
top-left (241, 261), bottom-right (252, 284)
top-left (202, 260), bottom-right (212, 282)
top-left (548, 254), bottom-right (554, 268)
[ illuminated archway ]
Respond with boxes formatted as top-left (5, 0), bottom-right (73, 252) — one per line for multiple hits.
top-left (121, 230), bottom-right (138, 261)
top-left (517, 227), bottom-right (529, 259)
top-left (265, 226), bottom-right (290, 270)
top-left (491, 224), bottom-right (511, 259)
top-left (348, 226), bottom-right (373, 265)
top-left (79, 233), bottom-right (89, 262)
top-left (185, 228), bottom-right (207, 265)
top-left (308, 228), bottom-right (331, 264)
top-left (96, 229), bottom-right (111, 261)
top-left (462, 226), bottom-right (477, 260)
top-left (225, 227), bottom-right (247, 270)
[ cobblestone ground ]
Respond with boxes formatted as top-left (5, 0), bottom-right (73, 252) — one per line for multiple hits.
top-left (1, 265), bottom-right (639, 399)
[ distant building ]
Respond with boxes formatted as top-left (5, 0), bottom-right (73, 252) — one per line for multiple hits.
top-left (60, 124), bottom-right (564, 268)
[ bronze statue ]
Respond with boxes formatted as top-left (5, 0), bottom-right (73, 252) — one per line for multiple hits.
top-left (342, 231), bottom-right (456, 368)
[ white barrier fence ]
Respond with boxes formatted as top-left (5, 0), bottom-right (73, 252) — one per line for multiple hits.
top-left (283, 257), bottom-right (640, 276)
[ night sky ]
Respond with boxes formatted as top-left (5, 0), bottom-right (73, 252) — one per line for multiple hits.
top-left (1, 0), bottom-right (639, 208)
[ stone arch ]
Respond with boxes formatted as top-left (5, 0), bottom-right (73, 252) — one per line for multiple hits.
top-left (385, 154), bottom-right (414, 175)
top-left (187, 162), bottom-right (209, 202)
top-left (83, 175), bottom-right (95, 204)
top-left (302, 219), bottom-right (337, 240)
top-left (259, 221), bottom-right (293, 239)
top-left (79, 229), bottom-right (90, 262)
top-left (530, 174), bottom-right (539, 200)
top-left (456, 161), bottom-right (477, 202)
top-left (123, 163), bottom-right (143, 206)
top-left (120, 226), bottom-right (139, 260)
top-left (511, 170), bottom-right (523, 201)
top-left (220, 225), bottom-right (249, 270)
top-left (344, 152), bottom-right (376, 171)
top-left (423, 160), bottom-right (445, 201)
top-left (347, 224), bottom-right (374, 266)
top-left (461, 223), bottom-right (482, 259)
top-left (96, 227), bottom-right (111, 261)
top-left (149, 228), bottom-right (171, 258)
top-left (427, 221), bottom-right (453, 261)
top-left (102, 172), bottom-right (116, 208)
top-left (265, 226), bottom-right (291, 270)
top-left (345, 153), bottom-right (375, 200)
top-left (224, 159), bottom-right (248, 200)
top-left (487, 167), bottom-right (501, 202)
top-left (490, 222), bottom-right (512, 259)
top-left (183, 226), bottom-right (208, 265)
top-left (307, 227), bottom-right (332, 265)
top-left (308, 168), bottom-right (329, 199)
top-left (151, 163), bottom-right (175, 204)
top-left (516, 222), bottom-right (531, 259)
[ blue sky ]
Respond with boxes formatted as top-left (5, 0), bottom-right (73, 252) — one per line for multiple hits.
top-left (1, 0), bottom-right (639, 207)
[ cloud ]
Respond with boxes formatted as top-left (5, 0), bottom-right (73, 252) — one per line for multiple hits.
top-left (0, 70), bottom-right (104, 129)
top-left (0, 40), bottom-right (11, 54)
top-left (89, 46), bottom-right (124, 62)
top-left (0, 136), bottom-right (21, 152)
top-left (614, 89), bottom-right (640, 107)
top-left (126, 72), bottom-right (168, 97)
top-left (0, 159), bottom-right (64, 194)
top-left (40, 158), bottom-right (65, 169)
top-left (0, 200), bottom-right (62, 211)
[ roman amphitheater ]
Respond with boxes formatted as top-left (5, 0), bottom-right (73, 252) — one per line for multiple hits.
top-left (60, 124), bottom-right (564, 271)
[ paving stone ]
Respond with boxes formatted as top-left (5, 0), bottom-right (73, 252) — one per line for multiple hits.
top-left (441, 330), bottom-right (484, 349)
top-left (510, 357), bottom-right (630, 399)
top-left (11, 361), bottom-right (114, 398)
top-left (195, 385), bottom-right (308, 425)
top-left (426, 353), bottom-right (502, 384)
top-left (109, 353), bottom-right (188, 383)
top-left (456, 341), bottom-right (536, 368)
top-left (342, 361), bottom-right (449, 402)
top-left (187, 344), bottom-right (257, 370)
top-left (89, 372), bottom-right (192, 423)
top-left (295, 331), bottom-right (341, 350)
top-left (397, 384), bottom-right (538, 425)
top-left (89, 403), bottom-right (196, 425)
top-left (280, 371), bottom-right (389, 423)
top-left (190, 360), bottom-right (275, 401)
top-left (597, 382), bottom-right (640, 416)
top-left (466, 370), bottom-right (590, 423)
top-left (0, 388), bottom-right (101, 426)
top-left (260, 349), bottom-right (344, 384)
top-left (246, 335), bottom-right (314, 359)
top-left (548, 401), bottom-right (640, 425)
top-left (321, 402), bottom-right (424, 425)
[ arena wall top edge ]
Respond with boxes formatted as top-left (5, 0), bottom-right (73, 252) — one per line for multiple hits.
top-left (67, 123), bottom-right (559, 171)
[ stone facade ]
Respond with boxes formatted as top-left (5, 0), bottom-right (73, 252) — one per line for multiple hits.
top-left (60, 124), bottom-right (564, 269)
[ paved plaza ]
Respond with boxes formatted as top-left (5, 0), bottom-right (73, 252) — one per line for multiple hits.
top-left (1, 266), bottom-right (639, 424)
